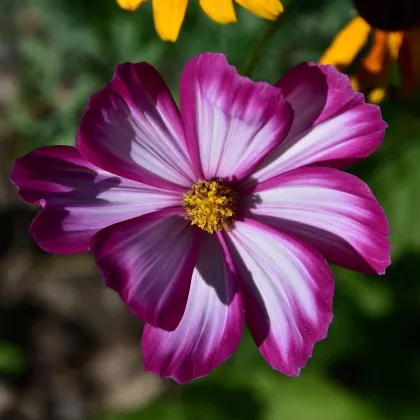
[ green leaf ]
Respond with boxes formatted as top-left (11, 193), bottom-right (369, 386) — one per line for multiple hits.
top-left (0, 341), bottom-right (25, 375)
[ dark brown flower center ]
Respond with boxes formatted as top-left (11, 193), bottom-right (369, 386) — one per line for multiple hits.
top-left (354, 0), bottom-right (420, 31)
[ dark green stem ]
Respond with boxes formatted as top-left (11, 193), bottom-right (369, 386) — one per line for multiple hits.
top-left (242, 18), bottom-right (282, 77)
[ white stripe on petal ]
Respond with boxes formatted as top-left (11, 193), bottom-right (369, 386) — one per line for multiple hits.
top-left (180, 53), bottom-right (293, 181)
top-left (226, 219), bottom-right (334, 376)
top-left (249, 62), bottom-right (386, 184)
top-left (11, 146), bottom-right (183, 254)
top-left (142, 233), bottom-right (244, 383)
top-left (91, 210), bottom-right (200, 331)
top-left (77, 62), bottom-right (197, 190)
top-left (248, 167), bottom-right (390, 274)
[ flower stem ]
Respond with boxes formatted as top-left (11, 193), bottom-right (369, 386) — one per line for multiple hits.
top-left (242, 18), bottom-right (282, 77)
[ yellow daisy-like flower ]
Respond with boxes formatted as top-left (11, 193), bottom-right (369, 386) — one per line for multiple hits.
top-left (320, 0), bottom-right (420, 102)
top-left (117, 0), bottom-right (284, 42)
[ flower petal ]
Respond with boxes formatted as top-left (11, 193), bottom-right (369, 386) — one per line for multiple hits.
top-left (235, 0), bottom-right (283, 20)
top-left (10, 146), bottom-right (181, 254)
top-left (250, 62), bottom-right (387, 183)
top-left (77, 61), bottom-right (196, 191)
top-left (152, 0), bottom-right (188, 42)
top-left (247, 167), bottom-right (391, 274)
top-left (91, 210), bottom-right (200, 330)
top-left (117, 0), bottom-right (146, 11)
top-left (142, 233), bottom-right (243, 383)
top-left (275, 62), bottom-right (364, 139)
top-left (199, 0), bottom-right (237, 24)
top-left (319, 17), bottom-right (371, 71)
top-left (353, 30), bottom-right (403, 103)
top-left (225, 219), bottom-right (334, 376)
top-left (180, 53), bottom-right (293, 181)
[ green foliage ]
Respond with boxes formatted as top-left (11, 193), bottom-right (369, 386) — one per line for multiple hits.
top-left (0, 340), bottom-right (25, 375)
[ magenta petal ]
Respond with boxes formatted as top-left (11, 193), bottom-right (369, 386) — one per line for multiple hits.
top-left (180, 53), bottom-right (293, 181)
top-left (91, 210), bottom-right (200, 330)
top-left (142, 233), bottom-right (244, 383)
top-left (251, 62), bottom-right (387, 183)
top-left (276, 62), bottom-right (365, 139)
top-left (77, 62), bottom-right (197, 191)
top-left (226, 219), bottom-right (334, 376)
top-left (10, 146), bottom-right (182, 254)
top-left (248, 167), bottom-right (391, 274)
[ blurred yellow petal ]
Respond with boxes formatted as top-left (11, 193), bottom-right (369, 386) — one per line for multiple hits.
top-left (199, 0), bottom-right (237, 24)
top-left (361, 30), bottom-right (402, 75)
top-left (368, 87), bottom-right (386, 103)
top-left (152, 0), bottom-right (188, 42)
top-left (399, 28), bottom-right (420, 96)
top-left (235, 0), bottom-right (283, 20)
top-left (320, 17), bottom-right (371, 71)
top-left (349, 75), bottom-right (360, 92)
top-left (361, 29), bottom-right (389, 74)
top-left (388, 32), bottom-right (403, 60)
top-left (353, 29), bottom-right (401, 103)
top-left (117, 0), bottom-right (147, 11)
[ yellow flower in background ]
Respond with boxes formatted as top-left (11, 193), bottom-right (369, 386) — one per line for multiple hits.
top-left (117, 0), bottom-right (284, 42)
top-left (320, 0), bottom-right (420, 103)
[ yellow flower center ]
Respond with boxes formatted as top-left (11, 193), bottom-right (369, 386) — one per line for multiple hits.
top-left (183, 180), bottom-right (237, 234)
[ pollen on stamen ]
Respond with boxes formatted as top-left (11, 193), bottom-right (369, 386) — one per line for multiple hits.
top-left (182, 180), bottom-right (237, 234)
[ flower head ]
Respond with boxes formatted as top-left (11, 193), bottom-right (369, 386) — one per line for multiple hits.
top-left (117, 0), bottom-right (284, 41)
top-left (11, 53), bottom-right (390, 383)
top-left (320, 0), bottom-right (420, 102)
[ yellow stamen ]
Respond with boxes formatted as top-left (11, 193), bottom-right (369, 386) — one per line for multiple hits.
top-left (183, 180), bottom-right (236, 234)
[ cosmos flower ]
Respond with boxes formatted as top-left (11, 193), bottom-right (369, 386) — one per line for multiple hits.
top-left (11, 53), bottom-right (390, 383)
top-left (116, 0), bottom-right (284, 41)
top-left (320, 0), bottom-right (420, 103)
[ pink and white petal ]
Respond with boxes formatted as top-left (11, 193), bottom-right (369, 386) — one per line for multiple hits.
top-left (180, 53), bottom-right (293, 181)
top-left (10, 146), bottom-right (182, 254)
top-left (77, 62), bottom-right (197, 190)
top-left (225, 219), bottom-right (334, 376)
top-left (247, 167), bottom-right (390, 274)
top-left (275, 62), bottom-right (365, 140)
top-left (91, 210), bottom-right (200, 331)
top-left (142, 233), bottom-right (244, 383)
top-left (250, 63), bottom-right (387, 183)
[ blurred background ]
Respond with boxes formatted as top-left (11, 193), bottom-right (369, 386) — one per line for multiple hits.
top-left (1, 0), bottom-right (420, 419)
